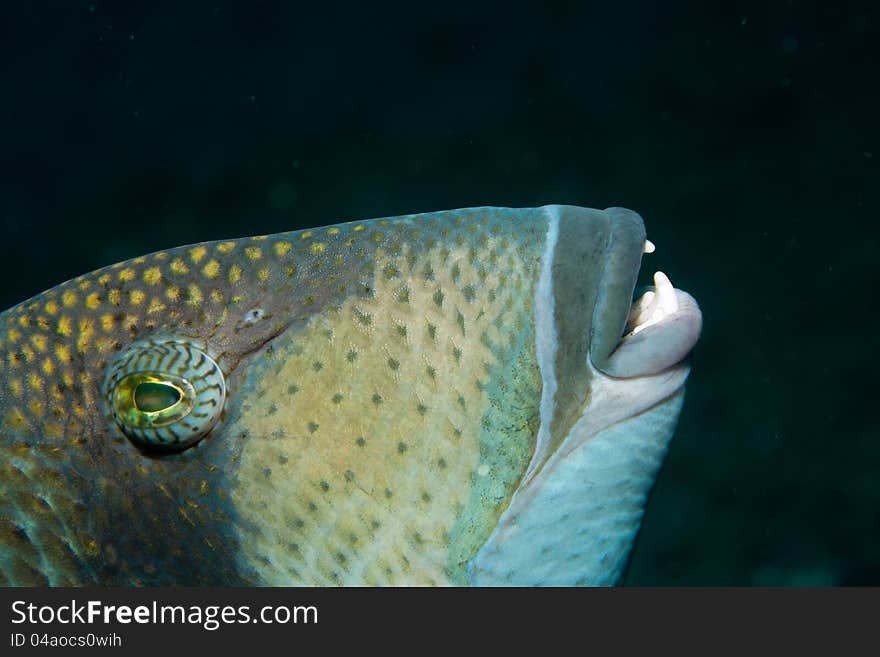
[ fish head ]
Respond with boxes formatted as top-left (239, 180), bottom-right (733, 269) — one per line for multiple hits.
top-left (0, 205), bottom-right (700, 585)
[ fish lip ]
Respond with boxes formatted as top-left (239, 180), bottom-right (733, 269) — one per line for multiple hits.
top-left (587, 206), bottom-right (649, 370)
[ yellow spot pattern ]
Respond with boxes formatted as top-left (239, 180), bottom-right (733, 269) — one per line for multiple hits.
top-left (143, 267), bottom-right (162, 285)
top-left (170, 258), bottom-right (189, 275)
top-left (189, 246), bottom-right (207, 264)
top-left (57, 317), bottom-right (72, 337)
top-left (202, 260), bottom-right (221, 279)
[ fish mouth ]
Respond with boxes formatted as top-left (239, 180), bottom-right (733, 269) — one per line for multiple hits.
top-left (520, 204), bottom-right (702, 488)
top-left (586, 206), bottom-right (702, 380)
top-left (601, 269), bottom-right (702, 378)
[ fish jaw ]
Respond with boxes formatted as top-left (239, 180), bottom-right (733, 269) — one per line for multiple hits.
top-left (468, 208), bottom-right (702, 586)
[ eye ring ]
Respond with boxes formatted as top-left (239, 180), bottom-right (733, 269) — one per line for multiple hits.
top-left (103, 338), bottom-right (226, 450)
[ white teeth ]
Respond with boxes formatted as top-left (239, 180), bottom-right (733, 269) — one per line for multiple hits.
top-left (653, 271), bottom-right (678, 314)
top-left (643, 239), bottom-right (656, 254)
top-left (630, 271), bottom-right (679, 335)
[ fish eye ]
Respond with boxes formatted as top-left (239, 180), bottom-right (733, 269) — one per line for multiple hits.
top-left (103, 338), bottom-right (226, 450)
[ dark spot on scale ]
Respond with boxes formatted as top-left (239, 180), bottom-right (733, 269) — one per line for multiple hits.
top-left (384, 488), bottom-right (393, 498)
top-left (437, 458), bottom-right (447, 469)
top-left (287, 384), bottom-right (299, 394)
top-left (312, 361), bottom-right (323, 372)
top-left (344, 470), bottom-right (355, 482)
top-left (346, 350), bottom-right (358, 363)
top-left (397, 441), bottom-right (408, 454)
top-left (278, 454), bottom-right (288, 465)
top-left (307, 421), bottom-right (319, 433)
top-left (308, 501), bottom-right (318, 512)
top-left (417, 403), bottom-right (428, 416)
top-left (267, 403), bottom-right (278, 415)
top-left (332, 393), bottom-right (343, 404)
top-left (421, 492), bottom-right (431, 503)
top-left (262, 468), bottom-right (272, 478)
top-left (387, 358), bottom-right (400, 371)
top-left (319, 480), bottom-right (330, 492)
top-left (355, 436), bottom-right (366, 447)
top-left (372, 393), bottom-right (383, 406)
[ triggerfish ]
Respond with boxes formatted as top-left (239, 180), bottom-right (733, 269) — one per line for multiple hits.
top-left (0, 205), bottom-right (701, 585)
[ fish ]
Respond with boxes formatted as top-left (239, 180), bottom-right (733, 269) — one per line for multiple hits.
top-left (0, 205), bottom-right (701, 586)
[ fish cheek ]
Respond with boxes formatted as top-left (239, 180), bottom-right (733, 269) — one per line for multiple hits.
top-left (225, 237), bottom-right (543, 585)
